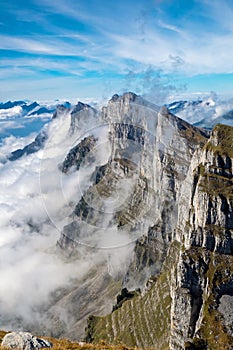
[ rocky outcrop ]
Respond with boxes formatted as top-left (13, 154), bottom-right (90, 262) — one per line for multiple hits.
top-left (1, 332), bottom-right (52, 350)
top-left (169, 124), bottom-right (233, 349)
top-left (69, 102), bottom-right (98, 135)
top-left (60, 135), bottom-right (97, 173)
top-left (53, 92), bottom-right (214, 344)
top-left (58, 93), bottom-right (208, 254)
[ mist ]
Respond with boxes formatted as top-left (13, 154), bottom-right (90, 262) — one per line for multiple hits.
top-left (0, 102), bottom-right (137, 334)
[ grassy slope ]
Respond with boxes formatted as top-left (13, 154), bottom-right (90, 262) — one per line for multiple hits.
top-left (85, 242), bottom-right (180, 350)
top-left (204, 124), bottom-right (233, 158)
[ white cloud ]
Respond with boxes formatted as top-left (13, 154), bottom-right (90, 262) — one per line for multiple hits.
top-left (0, 35), bottom-right (82, 57)
top-left (0, 104), bottom-right (137, 331)
top-left (0, 113), bottom-right (85, 326)
top-left (157, 19), bottom-right (185, 35)
top-left (0, 106), bottom-right (22, 119)
top-left (170, 93), bottom-right (233, 127)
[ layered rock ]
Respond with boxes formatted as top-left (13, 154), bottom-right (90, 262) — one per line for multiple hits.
top-left (60, 135), bottom-right (97, 173)
top-left (170, 124), bottom-right (233, 349)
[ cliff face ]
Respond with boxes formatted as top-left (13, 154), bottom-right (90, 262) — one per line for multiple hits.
top-left (71, 96), bottom-right (233, 349)
top-left (170, 124), bottom-right (233, 349)
top-left (86, 125), bottom-right (233, 349)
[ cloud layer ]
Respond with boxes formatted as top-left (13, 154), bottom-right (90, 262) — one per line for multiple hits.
top-left (0, 104), bottom-right (137, 332)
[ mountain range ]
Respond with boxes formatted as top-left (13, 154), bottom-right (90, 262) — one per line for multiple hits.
top-left (1, 92), bottom-right (233, 350)
top-left (167, 97), bottom-right (233, 129)
top-left (0, 100), bottom-right (57, 119)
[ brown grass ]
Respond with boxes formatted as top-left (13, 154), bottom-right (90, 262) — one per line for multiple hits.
top-left (0, 331), bottom-right (139, 350)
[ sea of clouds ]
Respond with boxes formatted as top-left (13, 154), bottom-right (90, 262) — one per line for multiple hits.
top-left (0, 102), bottom-right (135, 331)
top-left (0, 110), bottom-right (83, 328)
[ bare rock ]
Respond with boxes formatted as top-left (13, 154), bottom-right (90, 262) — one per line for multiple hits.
top-left (1, 332), bottom-right (52, 350)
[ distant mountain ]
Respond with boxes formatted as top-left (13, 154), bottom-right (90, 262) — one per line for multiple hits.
top-left (194, 108), bottom-right (233, 128)
top-left (0, 100), bottom-right (57, 119)
top-left (23, 101), bottom-right (40, 114)
top-left (8, 128), bottom-right (48, 161)
top-left (167, 96), bottom-right (233, 129)
top-left (0, 100), bottom-right (26, 109)
top-left (7, 104), bottom-right (71, 161)
top-left (167, 99), bottom-right (204, 115)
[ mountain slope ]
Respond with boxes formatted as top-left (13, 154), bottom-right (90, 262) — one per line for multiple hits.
top-left (85, 119), bottom-right (233, 349)
top-left (52, 92), bottom-right (210, 343)
top-left (2, 92), bottom-right (232, 349)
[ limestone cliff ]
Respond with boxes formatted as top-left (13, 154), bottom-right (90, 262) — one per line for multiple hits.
top-left (170, 124), bottom-right (233, 349)
top-left (74, 97), bottom-right (233, 349)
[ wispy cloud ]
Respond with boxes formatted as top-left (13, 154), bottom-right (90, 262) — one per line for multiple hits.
top-left (1, 0), bottom-right (233, 99)
top-left (0, 35), bottom-right (89, 57)
top-left (157, 19), bottom-right (185, 35)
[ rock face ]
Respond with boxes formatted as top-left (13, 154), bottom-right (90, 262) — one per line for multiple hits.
top-left (55, 94), bottom-right (231, 349)
top-left (1, 332), bottom-right (52, 350)
top-left (60, 135), bottom-right (97, 173)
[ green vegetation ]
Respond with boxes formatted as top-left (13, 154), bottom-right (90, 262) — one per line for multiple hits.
top-left (85, 242), bottom-right (181, 350)
top-left (199, 172), bottom-right (233, 199)
top-left (204, 124), bottom-right (233, 158)
top-left (179, 125), bottom-right (208, 147)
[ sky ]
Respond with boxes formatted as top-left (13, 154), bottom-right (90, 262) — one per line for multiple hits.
top-left (0, 0), bottom-right (233, 102)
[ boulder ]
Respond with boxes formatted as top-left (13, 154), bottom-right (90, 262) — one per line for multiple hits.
top-left (1, 332), bottom-right (52, 350)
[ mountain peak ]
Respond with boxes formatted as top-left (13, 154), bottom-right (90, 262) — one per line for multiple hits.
top-left (109, 92), bottom-right (138, 103)
top-left (72, 101), bottom-right (94, 114)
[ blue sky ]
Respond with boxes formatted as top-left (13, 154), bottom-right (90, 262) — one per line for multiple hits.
top-left (0, 0), bottom-right (233, 102)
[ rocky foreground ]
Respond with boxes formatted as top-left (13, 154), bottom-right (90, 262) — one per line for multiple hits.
top-left (0, 331), bottom-right (135, 350)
